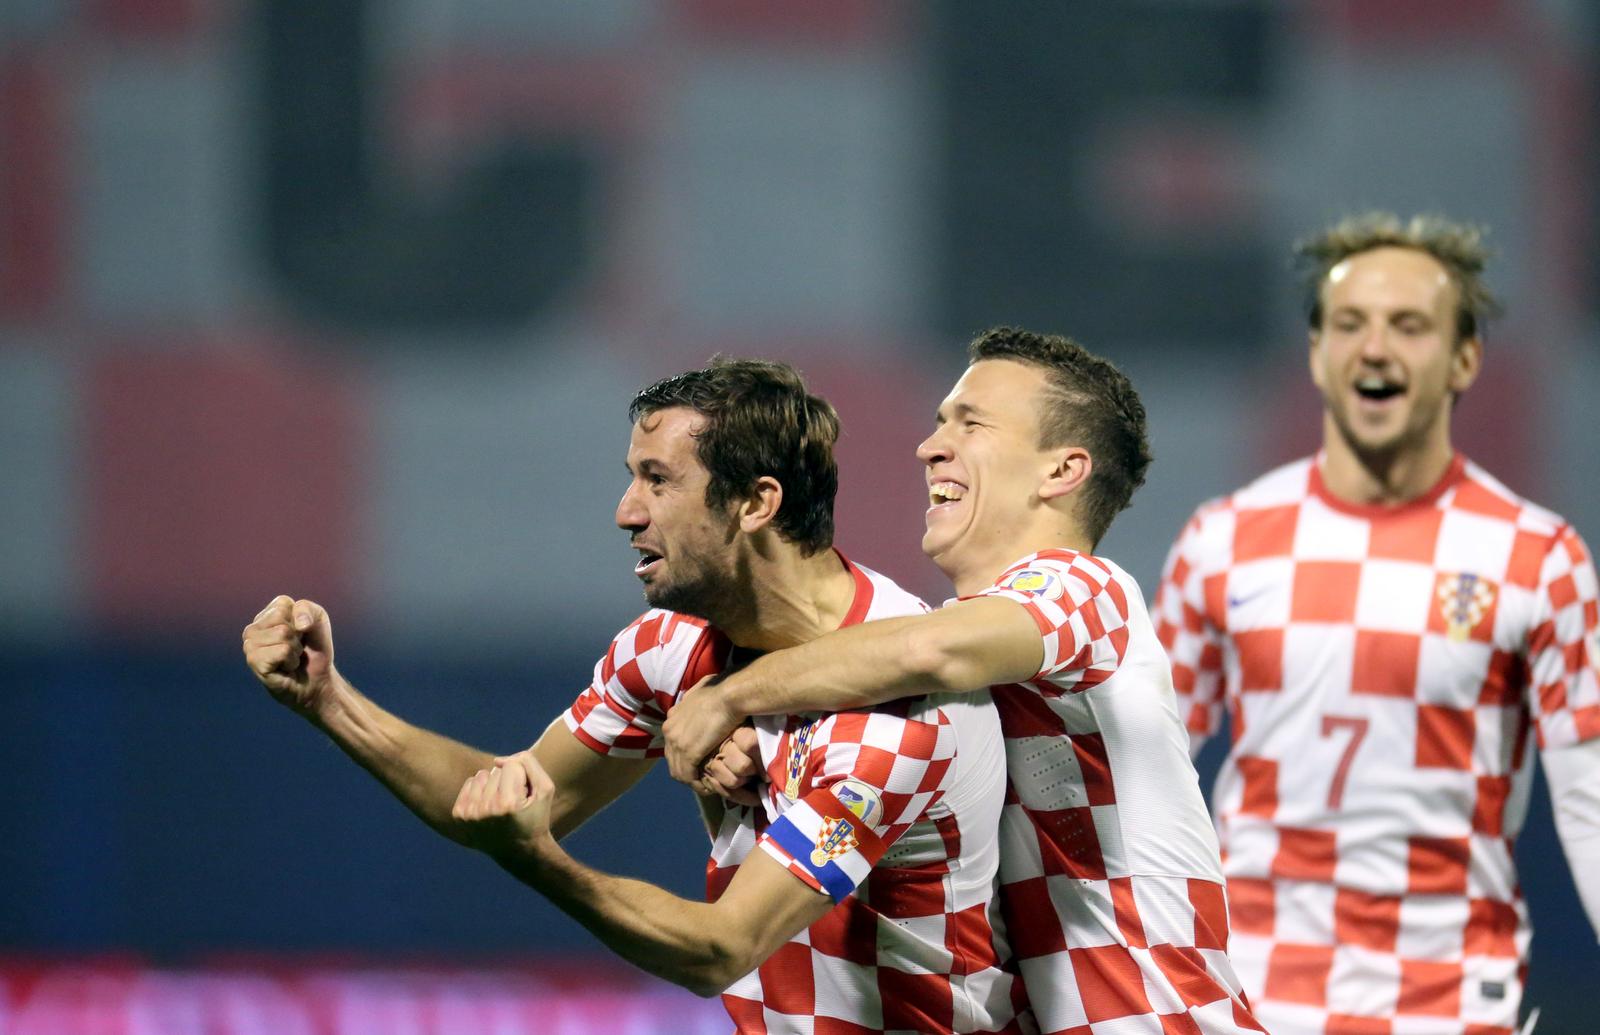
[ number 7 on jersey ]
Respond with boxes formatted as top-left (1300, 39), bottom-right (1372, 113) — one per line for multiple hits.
top-left (1320, 715), bottom-right (1369, 810)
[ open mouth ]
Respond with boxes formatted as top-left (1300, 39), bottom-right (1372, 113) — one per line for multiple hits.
top-left (927, 480), bottom-right (967, 514)
top-left (632, 546), bottom-right (663, 576)
top-left (1353, 376), bottom-right (1404, 402)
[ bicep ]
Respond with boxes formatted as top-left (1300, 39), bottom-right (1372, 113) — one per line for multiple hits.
top-left (916, 597), bottom-right (1045, 691)
top-left (532, 718), bottom-right (656, 840)
top-left (712, 846), bottom-right (835, 966)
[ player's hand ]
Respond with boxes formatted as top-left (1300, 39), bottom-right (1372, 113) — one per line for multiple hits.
top-left (663, 674), bottom-right (742, 785)
top-left (242, 595), bottom-right (340, 719)
top-left (451, 750), bottom-right (555, 854)
top-left (698, 725), bottom-right (764, 807)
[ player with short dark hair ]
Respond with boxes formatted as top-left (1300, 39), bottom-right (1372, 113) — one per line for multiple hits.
top-left (663, 327), bottom-right (1266, 1034)
top-left (242, 357), bottom-right (1025, 1034)
top-left (1154, 212), bottom-right (1600, 1034)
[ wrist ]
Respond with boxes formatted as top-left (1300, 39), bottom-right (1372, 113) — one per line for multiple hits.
top-left (306, 668), bottom-right (359, 731)
top-left (715, 674), bottom-right (753, 724)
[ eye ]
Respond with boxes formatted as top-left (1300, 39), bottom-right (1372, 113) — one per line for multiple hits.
top-left (1394, 316), bottom-right (1428, 336)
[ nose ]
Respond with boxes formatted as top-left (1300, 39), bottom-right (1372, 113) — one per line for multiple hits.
top-left (616, 481), bottom-right (648, 532)
top-left (916, 425), bottom-right (952, 466)
top-left (1357, 325), bottom-right (1392, 364)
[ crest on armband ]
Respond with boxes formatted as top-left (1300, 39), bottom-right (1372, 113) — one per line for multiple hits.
top-left (1002, 568), bottom-right (1064, 600)
top-left (810, 816), bottom-right (859, 866)
top-left (1435, 572), bottom-right (1496, 642)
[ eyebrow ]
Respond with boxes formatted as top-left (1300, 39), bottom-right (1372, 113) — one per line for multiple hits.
top-left (627, 458), bottom-right (669, 477)
top-left (935, 401), bottom-right (985, 423)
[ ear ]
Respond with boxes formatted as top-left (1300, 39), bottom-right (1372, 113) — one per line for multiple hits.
top-left (1040, 446), bottom-right (1092, 502)
top-left (737, 476), bottom-right (784, 534)
top-left (1307, 329), bottom-right (1326, 393)
top-left (1449, 335), bottom-right (1482, 394)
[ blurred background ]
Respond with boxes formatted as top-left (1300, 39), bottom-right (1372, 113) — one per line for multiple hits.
top-left (2, 1), bottom-right (1597, 1031)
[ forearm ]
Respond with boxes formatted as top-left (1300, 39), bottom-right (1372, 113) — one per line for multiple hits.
top-left (494, 837), bottom-right (747, 997)
top-left (725, 598), bottom-right (1041, 718)
top-left (1543, 738), bottom-right (1600, 944)
top-left (312, 672), bottom-right (495, 845)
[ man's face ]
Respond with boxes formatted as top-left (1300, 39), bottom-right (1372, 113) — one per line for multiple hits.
top-left (615, 407), bottom-right (740, 616)
top-left (1309, 246), bottom-right (1480, 458)
top-left (917, 359), bottom-right (1056, 577)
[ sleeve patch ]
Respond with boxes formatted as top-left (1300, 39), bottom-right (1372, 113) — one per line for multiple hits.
top-left (833, 777), bottom-right (883, 826)
top-left (1000, 567), bottom-right (1065, 600)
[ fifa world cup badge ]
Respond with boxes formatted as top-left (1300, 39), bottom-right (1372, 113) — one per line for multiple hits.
top-left (784, 721), bottom-right (815, 800)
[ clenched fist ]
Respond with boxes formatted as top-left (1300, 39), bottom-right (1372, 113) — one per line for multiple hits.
top-left (452, 751), bottom-right (555, 855)
top-left (242, 595), bottom-right (339, 719)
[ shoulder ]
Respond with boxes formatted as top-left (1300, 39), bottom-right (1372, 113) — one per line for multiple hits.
top-left (842, 556), bottom-right (935, 618)
top-left (1175, 457), bottom-right (1316, 540)
top-left (1452, 459), bottom-right (1570, 538)
top-left (991, 550), bottom-right (1135, 618)
top-left (603, 609), bottom-right (727, 694)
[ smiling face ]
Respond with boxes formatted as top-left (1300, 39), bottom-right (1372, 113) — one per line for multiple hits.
top-left (1310, 246), bottom-right (1480, 463)
top-left (614, 406), bottom-right (741, 617)
top-left (918, 359), bottom-right (1064, 591)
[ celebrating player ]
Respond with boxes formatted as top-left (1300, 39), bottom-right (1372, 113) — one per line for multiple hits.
top-left (1153, 212), bottom-right (1600, 1034)
top-left (662, 328), bottom-right (1266, 1034)
top-left (242, 358), bottom-right (1025, 1034)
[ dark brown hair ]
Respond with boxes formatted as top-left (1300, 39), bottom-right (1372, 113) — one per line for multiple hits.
top-left (629, 357), bottom-right (839, 555)
top-left (968, 326), bottom-right (1151, 546)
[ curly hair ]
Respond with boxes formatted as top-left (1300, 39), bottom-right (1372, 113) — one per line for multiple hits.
top-left (967, 326), bottom-right (1151, 546)
top-left (629, 357), bottom-right (839, 555)
top-left (1294, 211), bottom-right (1502, 341)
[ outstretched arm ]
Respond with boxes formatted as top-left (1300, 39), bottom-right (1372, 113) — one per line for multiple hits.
top-left (1543, 738), bottom-right (1600, 944)
top-left (662, 596), bottom-right (1041, 783)
top-left (243, 595), bottom-right (653, 846)
top-left (455, 751), bottom-right (833, 997)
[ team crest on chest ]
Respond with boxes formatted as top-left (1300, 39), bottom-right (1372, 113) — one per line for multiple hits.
top-left (810, 816), bottom-right (858, 865)
top-left (1002, 568), bottom-right (1064, 600)
top-left (1436, 572), bottom-right (1497, 642)
top-left (783, 720), bottom-right (817, 800)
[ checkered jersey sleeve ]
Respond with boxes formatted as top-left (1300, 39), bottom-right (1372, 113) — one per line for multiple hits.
top-left (758, 705), bottom-right (957, 903)
top-left (973, 550), bottom-right (1131, 692)
top-left (1155, 509), bottom-right (1228, 745)
top-left (1528, 525), bottom-right (1600, 749)
top-left (563, 611), bottom-right (721, 758)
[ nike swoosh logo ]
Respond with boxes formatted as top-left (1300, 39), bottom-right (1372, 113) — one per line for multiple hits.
top-left (1227, 587), bottom-right (1274, 608)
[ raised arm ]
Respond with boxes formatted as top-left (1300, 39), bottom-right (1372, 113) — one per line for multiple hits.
top-left (242, 595), bottom-right (653, 846)
top-left (662, 595), bottom-right (1041, 783)
top-left (454, 751), bottom-right (833, 997)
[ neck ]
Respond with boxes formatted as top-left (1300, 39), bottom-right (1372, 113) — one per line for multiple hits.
top-left (942, 518), bottom-right (1095, 598)
top-left (1319, 415), bottom-right (1456, 506)
top-left (718, 545), bottom-right (855, 651)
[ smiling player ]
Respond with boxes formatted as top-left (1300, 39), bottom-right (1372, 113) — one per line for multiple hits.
top-left (662, 327), bottom-right (1266, 1034)
top-left (1154, 213), bottom-right (1600, 1034)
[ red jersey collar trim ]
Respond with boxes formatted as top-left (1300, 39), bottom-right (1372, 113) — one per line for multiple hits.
top-left (1308, 451), bottom-right (1466, 519)
top-left (833, 548), bottom-right (876, 628)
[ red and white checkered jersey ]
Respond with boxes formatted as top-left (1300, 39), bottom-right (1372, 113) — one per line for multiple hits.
top-left (972, 549), bottom-right (1263, 1035)
top-left (1155, 454), bottom-right (1600, 1035)
top-left (565, 553), bottom-right (1026, 1034)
